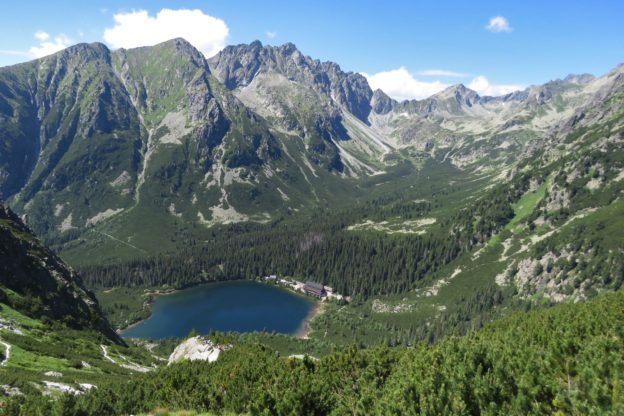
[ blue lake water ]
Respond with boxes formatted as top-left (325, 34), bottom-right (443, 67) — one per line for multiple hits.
top-left (121, 280), bottom-right (314, 340)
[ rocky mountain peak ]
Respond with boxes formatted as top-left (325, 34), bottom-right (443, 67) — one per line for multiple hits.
top-left (563, 73), bottom-right (595, 84)
top-left (55, 42), bottom-right (110, 60)
top-left (371, 89), bottom-right (395, 114)
top-left (117, 38), bottom-right (209, 71)
top-left (167, 37), bottom-right (209, 66)
top-left (208, 41), bottom-right (373, 122)
top-left (276, 42), bottom-right (299, 55)
top-left (433, 83), bottom-right (480, 106)
top-left (31, 42), bottom-right (112, 72)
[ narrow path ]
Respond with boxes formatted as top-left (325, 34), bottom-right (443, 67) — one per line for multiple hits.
top-left (94, 230), bottom-right (147, 253)
top-left (100, 344), bottom-right (153, 373)
top-left (100, 345), bottom-right (115, 363)
top-left (0, 340), bottom-right (10, 366)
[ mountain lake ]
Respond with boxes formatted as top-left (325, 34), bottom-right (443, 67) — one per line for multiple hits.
top-left (121, 280), bottom-right (314, 340)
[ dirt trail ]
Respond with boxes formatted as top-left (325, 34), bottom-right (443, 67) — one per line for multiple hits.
top-left (0, 340), bottom-right (10, 366)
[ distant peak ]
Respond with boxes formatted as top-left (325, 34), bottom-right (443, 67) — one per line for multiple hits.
top-left (156, 37), bottom-right (196, 52)
top-left (451, 83), bottom-right (470, 93)
top-left (150, 38), bottom-right (206, 62)
top-left (373, 88), bottom-right (390, 98)
top-left (607, 63), bottom-right (624, 76)
top-left (564, 73), bottom-right (595, 84)
top-left (434, 83), bottom-right (478, 99)
top-left (278, 42), bottom-right (298, 52)
top-left (170, 37), bottom-right (193, 47)
top-left (267, 42), bottom-right (301, 58)
top-left (36, 42), bottom-right (111, 64)
top-left (62, 42), bottom-right (110, 54)
top-left (371, 89), bottom-right (395, 114)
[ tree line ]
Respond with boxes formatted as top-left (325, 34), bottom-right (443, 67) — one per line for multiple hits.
top-left (80, 180), bottom-right (527, 298)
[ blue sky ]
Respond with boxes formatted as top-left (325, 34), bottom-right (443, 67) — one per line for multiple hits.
top-left (1, 1), bottom-right (622, 99)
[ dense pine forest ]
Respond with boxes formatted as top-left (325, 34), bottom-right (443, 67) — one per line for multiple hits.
top-left (4, 288), bottom-right (623, 415)
top-left (80, 177), bottom-right (527, 298)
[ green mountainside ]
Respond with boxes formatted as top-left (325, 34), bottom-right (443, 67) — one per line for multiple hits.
top-left (0, 202), bottom-right (116, 340)
top-left (0, 39), bottom-right (622, 270)
top-left (0, 202), bottom-right (167, 398)
top-left (0, 38), bottom-right (623, 414)
top-left (5, 288), bottom-right (624, 415)
top-left (0, 38), bottom-right (620, 345)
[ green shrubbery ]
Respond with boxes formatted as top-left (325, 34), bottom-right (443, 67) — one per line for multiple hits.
top-left (5, 289), bottom-right (623, 415)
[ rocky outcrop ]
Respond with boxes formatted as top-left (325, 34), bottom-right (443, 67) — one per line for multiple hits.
top-left (371, 89), bottom-right (395, 115)
top-left (168, 336), bottom-right (230, 365)
top-left (208, 41), bottom-right (373, 122)
top-left (564, 73), bottom-right (595, 84)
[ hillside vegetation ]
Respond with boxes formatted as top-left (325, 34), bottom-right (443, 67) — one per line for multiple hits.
top-left (3, 289), bottom-right (623, 415)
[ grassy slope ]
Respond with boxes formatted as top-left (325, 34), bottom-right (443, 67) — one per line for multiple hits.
top-left (0, 302), bottom-right (164, 392)
top-left (9, 288), bottom-right (623, 415)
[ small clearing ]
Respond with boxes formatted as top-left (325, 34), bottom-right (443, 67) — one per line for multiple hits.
top-left (42, 381), bottom-right (81, 395)
top-left (168, 203), bottom-right (182, 218)
top-left (348, 218), bottom-right (436, 234)
top-left (110, 171), bottom-right (131, 187)
top-left (53, 203), bottom-right (65, 217)
top-left (371, 299), bottom-right (413, 314)
top-left (419, 267), bottom-right (462, 298)
top-left (58, 212), bottom-right (76, 232)
top-left (198, 188), bottom-right (249, 227)
top-left (85, 208), bottom-right (124, 227)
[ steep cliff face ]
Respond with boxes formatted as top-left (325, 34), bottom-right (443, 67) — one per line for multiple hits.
top-left (208, 41), bottom-right (373, 122)
top-left (0, 202), bottom-right (120, 342)
top-left (0, 40), bottom-right (297, 260)
top-left (0, 38), bottom-right (622, 267)
top-left (208, 41), bottom-right (388, 175)
top-left (0, 42), bottom-right (143, 237)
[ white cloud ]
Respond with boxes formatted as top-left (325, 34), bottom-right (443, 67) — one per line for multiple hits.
top-left (103, 9), bottom-right (229, 58)
top-left (416, 69), bottom-right (469, 77)
top-left (266, 31), bottom-right (277, 39)
top-left (34, 31), bottom-right (50, 42)
top-left (363, 67), bottom-right (523, 100)
top-left (363, 67), bottom-right (450, 101)
top-left (29, 32), bottom-right (72, 58)
top-left (486, 16), bottom-right (512, 33)
top-left (468, 76), bottom-right (523, 96)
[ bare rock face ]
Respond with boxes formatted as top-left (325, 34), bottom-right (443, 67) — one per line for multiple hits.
top-left (564, 73), bottom-right (595, 85)
top-left (167, 336), bottom-right (230, 365)
top-left (208, 41), bottom-right (373, 122)
top-left (371, 89), bottom-right (395, 115)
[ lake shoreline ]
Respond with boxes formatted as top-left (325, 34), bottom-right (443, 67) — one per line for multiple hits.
top-left (295, 301), bottom-right (324, 339)
top-left (117, 279), bottom-right (317, 339)
top-left (116, 287), bottom-right (178, 334)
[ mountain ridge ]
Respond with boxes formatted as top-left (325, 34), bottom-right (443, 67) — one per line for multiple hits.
top-left (0, 38), bottom-right (623, 267)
